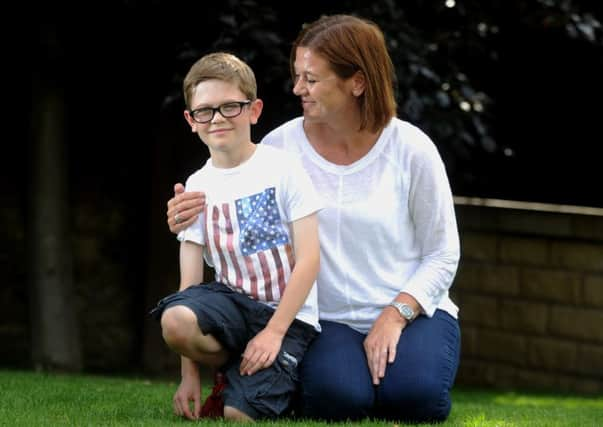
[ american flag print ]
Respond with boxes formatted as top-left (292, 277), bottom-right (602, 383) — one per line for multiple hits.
top-left (204, 187), bottom-right (295, 302)
top-left (237, 187), bottom-right (289, 255)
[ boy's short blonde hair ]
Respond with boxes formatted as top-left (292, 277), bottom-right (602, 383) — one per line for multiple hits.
top-left (183, 52), bottom-right (257, 109)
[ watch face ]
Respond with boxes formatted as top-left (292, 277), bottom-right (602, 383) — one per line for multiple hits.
top-left (400, 305), bottom-right (413, 319)
top-left (391, 302), bottom-right (414, 320)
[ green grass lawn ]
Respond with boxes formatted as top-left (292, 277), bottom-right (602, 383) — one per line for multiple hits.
top-left (1, 369), bottom-right (601, 426)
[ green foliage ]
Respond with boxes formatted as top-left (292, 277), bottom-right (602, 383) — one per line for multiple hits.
top-left (353, 0), bottom-right (602, 189)
top-left (164, 0), bottom-right (290, 109)
top-left (1, 370), bottom-right (602, 426)
top-left (160, 0), bottom-right (602, 204)
top-left (25, 0), bottom-right (603, 206)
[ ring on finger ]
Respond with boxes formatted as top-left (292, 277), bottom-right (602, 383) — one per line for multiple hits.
top-left (174, 213), bottom-right (182, 224)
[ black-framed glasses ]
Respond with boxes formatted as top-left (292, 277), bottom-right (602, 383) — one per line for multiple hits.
top-left (189, 100), bottom-right (251, 124)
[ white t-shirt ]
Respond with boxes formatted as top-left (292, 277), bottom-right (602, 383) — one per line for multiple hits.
top-left (178, 144), bottom-right (323, 330)
top-left (261, 117), bottom-right (460, 333)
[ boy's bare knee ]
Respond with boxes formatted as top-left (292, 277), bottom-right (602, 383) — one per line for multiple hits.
top-left (160, 306), bottom-right (226, 364)
top-left (223, 405), bottom-right (254, 422)
top-left (160, 306), bottom-right (197, 349)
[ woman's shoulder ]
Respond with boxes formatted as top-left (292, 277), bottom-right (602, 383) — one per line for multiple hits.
top-left (255, 144), bottom-right (303, 171)
top-left (388, 118), bottom-right (440, 153)
top-left (389, 117), bottom-right (432, 143)
top-left (381, 118), bottom-right (445, 169)
top-left (261, 117), bottom-right (305, 149)
top-left (256, 143), bottom-right (293, 159)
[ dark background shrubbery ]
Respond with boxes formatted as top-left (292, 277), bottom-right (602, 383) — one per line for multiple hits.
top-left (2, 0), bottom-right (602, 373)
top-left (11, 0), bottom-right (603, 208)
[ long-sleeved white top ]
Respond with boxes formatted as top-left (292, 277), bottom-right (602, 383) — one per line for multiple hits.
top-left (261, 117), bottom-right (460, 333)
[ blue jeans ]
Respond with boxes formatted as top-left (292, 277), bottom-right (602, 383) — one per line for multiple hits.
top-left (299, 310), bottom-right (460, 422)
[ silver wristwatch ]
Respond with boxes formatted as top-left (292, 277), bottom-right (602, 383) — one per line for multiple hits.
top-left (389, 301), bottom-right (415, 322)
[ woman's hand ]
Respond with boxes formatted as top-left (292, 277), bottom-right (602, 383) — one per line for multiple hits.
top-left (363, 307), bottom-right (406, 386)
top-left (167, 183), bottom-right (205, 233)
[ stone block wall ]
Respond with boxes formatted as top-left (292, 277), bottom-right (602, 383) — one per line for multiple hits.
top-left (452, 198), bottom-right (603, 394)
top-left (3, 196), bottom-right (602, 395)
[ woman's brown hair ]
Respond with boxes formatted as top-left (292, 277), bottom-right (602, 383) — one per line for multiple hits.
top-left (290, 14), bottom-right (397, 133)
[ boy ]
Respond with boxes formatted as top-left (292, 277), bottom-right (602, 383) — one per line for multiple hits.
top-left (150, 52), bottom-right (322, 421)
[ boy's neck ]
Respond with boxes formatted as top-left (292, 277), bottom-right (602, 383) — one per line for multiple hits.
top-left (210, 141), bottom-right (257, 169)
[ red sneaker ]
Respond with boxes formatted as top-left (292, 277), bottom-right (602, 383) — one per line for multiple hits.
top-left (200, 372), bottom-right (226, 418)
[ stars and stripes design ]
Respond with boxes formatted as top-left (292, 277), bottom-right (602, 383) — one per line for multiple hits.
top-left (204, 187), bottom-right (295, 302)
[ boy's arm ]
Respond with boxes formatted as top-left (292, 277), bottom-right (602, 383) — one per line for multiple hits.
top-left (266, 212), bottom-right (319, 335)
top-left (239, 212), bottom-right (320, 376)
top-left (174, 241), bottom-right (204, 420)
top-left (179, 240), bottom-right (204, 291)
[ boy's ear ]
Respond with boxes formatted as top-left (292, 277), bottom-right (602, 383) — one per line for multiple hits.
top-left (183, 110), bottom-right (196, 130)
top-left (249, 99), bottom-right (263, 125)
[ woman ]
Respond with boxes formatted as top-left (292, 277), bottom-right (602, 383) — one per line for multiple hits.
top-left (166, 14), bottom-right (461, 423)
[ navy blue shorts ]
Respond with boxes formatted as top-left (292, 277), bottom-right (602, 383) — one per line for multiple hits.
top-left (150, 282), bottom-right (318, 419)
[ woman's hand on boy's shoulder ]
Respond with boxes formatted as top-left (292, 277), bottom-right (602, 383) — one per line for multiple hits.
top-left (167, 183), bottom-right (205, 233)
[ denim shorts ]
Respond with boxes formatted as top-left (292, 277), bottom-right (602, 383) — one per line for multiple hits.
top-left (150, 282), bottom-right (318, 419)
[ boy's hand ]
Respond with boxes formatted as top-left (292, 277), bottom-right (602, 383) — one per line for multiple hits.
top-left (239, 327), bottom-right (284, 376)
top-left (173, 371), bottom-right (202, 420)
